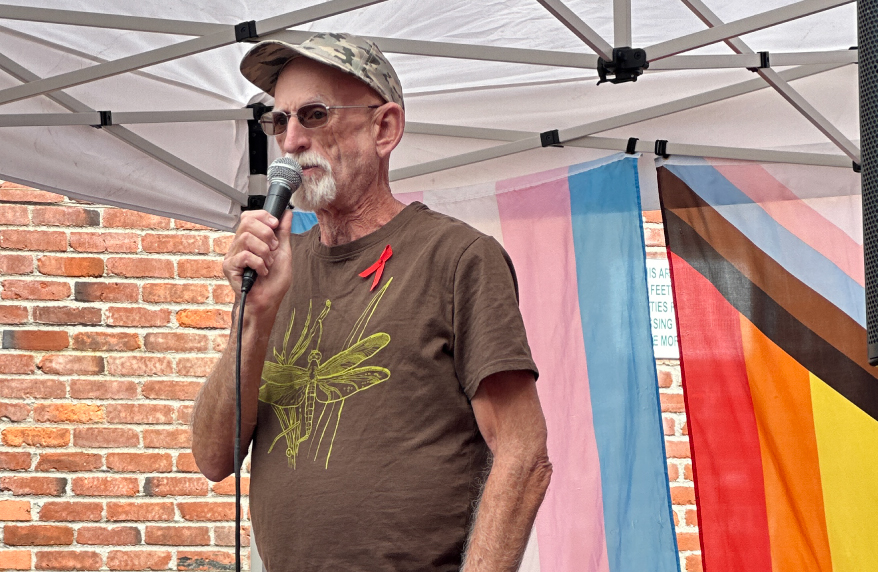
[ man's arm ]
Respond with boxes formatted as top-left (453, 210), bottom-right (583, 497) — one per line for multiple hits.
top-left (462, 369), bottom-right (552, 572)
top-left (190, 209), bottom-right (293, 482)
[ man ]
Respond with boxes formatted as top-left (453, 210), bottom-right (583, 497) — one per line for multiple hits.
top-left (191, 32), bottom-right (551, 572)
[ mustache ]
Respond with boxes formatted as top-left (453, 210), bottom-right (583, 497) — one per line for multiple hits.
top-left (286, 151), bottom-right (332, 173)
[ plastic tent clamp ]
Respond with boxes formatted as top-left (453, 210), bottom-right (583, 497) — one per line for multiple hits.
top-left (0, 0), bottom-right (861, 230)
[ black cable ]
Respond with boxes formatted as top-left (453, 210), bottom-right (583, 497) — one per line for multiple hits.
top-left (234, 287), bottom-right (248, 572)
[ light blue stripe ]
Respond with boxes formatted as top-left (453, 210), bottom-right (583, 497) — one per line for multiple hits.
top-left (666, 162), bottom-right (865, 326)
top-left (291, 211), bottom-right (318, 234)
top-left (569, 156), bottom-right (680, 572)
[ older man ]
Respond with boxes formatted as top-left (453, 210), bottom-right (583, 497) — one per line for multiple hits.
top-left (191, 33), bottom-right (551, 572)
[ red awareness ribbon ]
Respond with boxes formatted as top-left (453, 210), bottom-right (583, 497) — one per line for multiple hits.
top-left (359, 244), bottom-right (393, 291)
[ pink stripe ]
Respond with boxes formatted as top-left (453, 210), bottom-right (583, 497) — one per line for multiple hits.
top-left (497, 173), bottom-right (610, 572)
top-left (710, 162), bottom-right (864, 286)
top-left (393, 191), bottom-right (423, 205)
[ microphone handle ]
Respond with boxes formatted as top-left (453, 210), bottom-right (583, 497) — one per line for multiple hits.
top-left (241, 181), bottom-right (294, 293)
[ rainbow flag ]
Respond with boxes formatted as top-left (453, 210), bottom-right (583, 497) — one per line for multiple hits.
top-left (294, 154), bottom-right (679, 571)
top-left (658, 158), bottom-right (878, 572)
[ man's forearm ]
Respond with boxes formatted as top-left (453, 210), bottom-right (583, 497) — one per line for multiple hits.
top-left (190, 304), bottom-right (276, 482)
top-left (461, 451), bottom-right (552, 572)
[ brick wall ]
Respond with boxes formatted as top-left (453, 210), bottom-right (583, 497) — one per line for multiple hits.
top-left (0, 183), bottom-right (699, 571)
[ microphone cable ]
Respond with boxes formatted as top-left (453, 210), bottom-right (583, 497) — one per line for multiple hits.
top-left (234, 286), bottom-right (248, 572)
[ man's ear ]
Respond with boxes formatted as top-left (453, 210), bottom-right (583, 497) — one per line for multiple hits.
top-left (374, 103), bottom-right (405, 159)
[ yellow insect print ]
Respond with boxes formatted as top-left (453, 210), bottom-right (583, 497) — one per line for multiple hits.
top-left (259, 279), bottom-right (392, 468)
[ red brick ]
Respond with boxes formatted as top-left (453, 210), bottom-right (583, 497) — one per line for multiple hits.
top-left (212, 476), bottom-right (249, 496)
top-left (643, 210), bottom-right (663, 224)
top-left (141, 380), bottom-right (202, 401)
top-left (70, 231), bottom-right (138, 253)
top-left (682, 421), bottom-right (688, 436)
top-left (142, 283), bottom-right (209, 304)
top-left (39, 502), bottom-right (102, 522)
top-left (33, 403), bottom-right (103, 424)
top-left (0, 401), bottom-right (30, 421)
top-left (676, 531), bottom-right (701, 552)
top-left (174, 220), bottom-right (212, 231)
top-left (38, 354), bottom-right (104, 375)
top-left (0, 355), bottom-right (36, 374)
top-left (0, 305), bottom-right (29, 324)
top-left (4, 524), bottom-right (73, 546)
top-left (177, 550), bottom-right (234, 569)
top-left (0, 477), bottom-right (66, 496)
top-left (143, 476), bottom-right (208, 497)
top-left (74, 281), bottom-right (138, 302)
top-left (177, 501), bottom-right (235, 521)
top-left (106, 404), bottom-right (174, 424)
top-left (76, 526), bottom-right (141, 546)
top-left (106, 355), bottom-right (173, 377)
top-left (2, 330), bottom-right (68, 350)
top-left (212, 334), bottom-right (229, 352)
top-left (102, 210), bottom-right (171, 229)
top-left (70, 379), bottom-right (137, 399)
top-left (214, 524), bottom-right (250, 547)
top-left (661, 392), bottom-right (685, 413)
top-left (73, 427), bottom-right (139, 448)
top-left (0, 550), bottom-right (31, 570)
top-left (31, 206), bottom-right (99, 227)
top-left (0, 499), bottom-right (31, 520)
top-left (686, 555), bottom-right (703, 572)
top-left (175, 452), bottom-right (199, 473)
top-left (657, 369), bottom-right (674, 388)
top-left (34, 550), bottom-right (101, 570)
top-left (667, 463), bottom-right (679, 482)
top-left (684, 462), bottom-right (693, 481)
top-left (106, 307), bottom-right (170, 327)
top-left (0, 230), bottom-right (66, 251)
top-left (71, 332), bottom-right (140, 352)
top-left (2, 280), bottom-right (71, 300)
top-left (106, 502), bottom-right (174, 522)
top-left (0, 185), bottom-right (63, 203)
top-left (0, 378), bottom-right (63, 397)
top-left (2, 427), bottom-right (70, 447)
top-left (665, 439), bottom-right (691, 459)
top-left (143, 332), bottom-right (207, 353)
top-left (37, 256), bottom-right (103, 277)
top-left (71, 477), bottom-right (139, 497)
top-left (644, 227), bottom-right (666, 247)
top-left (0, 254), bottom-right (34, 274)
top-left (176, 404), bottom-right (193, 424)
top-left (663, 416), bottom-right (675, 436)
top-left (177, 259), bottom-right (223, 279)
top-left (143, 428), bottom-right (191, 449)
top-left (673, 510), bottom-right (679, 526)
top-left (212, 284), bottom-right (234, 304)
top-left (176, 309), bottom-right (231, 330)
top-left (106, 257), bottom-right (174, 278)
top-left (176, 356), bottom-right (218, 377)
top-left (685, 508), bottom-right (699, 527)
top-left (671, 485), bottom-right (696, 505)
top-left (106, 550), bottom-right (172, 571)
top-left (35, 453), bottom-right (102, 472)
top-left (212, 235), bottom-right (234, 255)
top-left (33, 306), bottom-right (102, 325)
top-left (106, 453), bottom-right (173, 473)
top-left (144, 525), bottom-right (209, 546)
top-left (0, 204), bottom-right (28, 225)
top-left (0, 451), bottom-right (32, 470)
top-left (142, 234), bottom-right (209, 254)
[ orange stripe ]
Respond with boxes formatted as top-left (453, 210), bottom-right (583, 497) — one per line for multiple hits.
top-left (739, 315), bottom-right (833, 572)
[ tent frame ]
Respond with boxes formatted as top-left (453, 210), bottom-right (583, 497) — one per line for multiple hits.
top-left (0, 0), bottom-right (860, 204)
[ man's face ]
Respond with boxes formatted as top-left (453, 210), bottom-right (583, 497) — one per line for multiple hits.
top-left (272, 58), bottom-right (383, 212)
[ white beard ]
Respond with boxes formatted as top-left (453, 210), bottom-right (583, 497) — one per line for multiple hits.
top-left (287, 151), bottom-right (337, 212)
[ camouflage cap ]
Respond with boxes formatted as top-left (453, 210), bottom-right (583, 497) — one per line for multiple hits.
top-left (240, 32), bottom-right (404, 109)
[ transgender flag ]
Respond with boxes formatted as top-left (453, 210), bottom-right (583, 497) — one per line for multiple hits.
top-left (292, 154), bottom-right (679, 571)
top-left (658, 157), bottom-right (878, 572)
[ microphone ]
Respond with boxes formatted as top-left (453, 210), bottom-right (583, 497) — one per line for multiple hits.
top-left (240, 157), bottom-right (303, 293)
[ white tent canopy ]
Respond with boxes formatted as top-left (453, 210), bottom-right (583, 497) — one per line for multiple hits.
top-left (0, 0), bottom-right (860, 230)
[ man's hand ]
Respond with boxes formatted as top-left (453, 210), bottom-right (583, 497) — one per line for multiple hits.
top-left (223, 209), bottom-right (294, 315)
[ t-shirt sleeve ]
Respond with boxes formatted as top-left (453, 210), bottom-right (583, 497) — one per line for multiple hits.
top-left (452, 235), bottom-right (538, 399)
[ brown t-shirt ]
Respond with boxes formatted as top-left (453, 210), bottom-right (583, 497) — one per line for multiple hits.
top-left (250, 202), bottom-right (537, 572)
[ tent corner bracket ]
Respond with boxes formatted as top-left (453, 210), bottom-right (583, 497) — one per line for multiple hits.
top-left (747, 51), bottom-right (770, 72)
top-left (854, 161), bottom-right (862, 173)
top-left (540, 129), bottom-right (563, 147)
top-left (91, 110), bottom-right (112, 129)
top-left (235, 20), bottom-right (259, 42)
top-left (596, 47), bottom-right (649, 85)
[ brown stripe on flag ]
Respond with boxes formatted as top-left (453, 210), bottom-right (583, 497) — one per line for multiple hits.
top-left (658, 167), bottom-right (878, 421)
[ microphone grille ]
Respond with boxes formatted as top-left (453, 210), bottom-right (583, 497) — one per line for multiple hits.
top-left (268, 157), bottom-right (303, 190)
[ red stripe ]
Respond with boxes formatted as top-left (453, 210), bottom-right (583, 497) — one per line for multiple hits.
top-left (670, 253), bottom-right (772, 572)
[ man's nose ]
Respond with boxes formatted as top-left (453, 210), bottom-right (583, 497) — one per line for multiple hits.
top-left (280, 118), bottom-right (312, 155)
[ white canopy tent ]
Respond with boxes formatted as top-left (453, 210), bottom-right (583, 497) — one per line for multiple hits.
top-left (0, 0), bottom-right (860, 230)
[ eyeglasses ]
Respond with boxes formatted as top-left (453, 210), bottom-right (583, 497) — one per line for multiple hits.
top-left (258, 103), bottom-right (381, 135)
